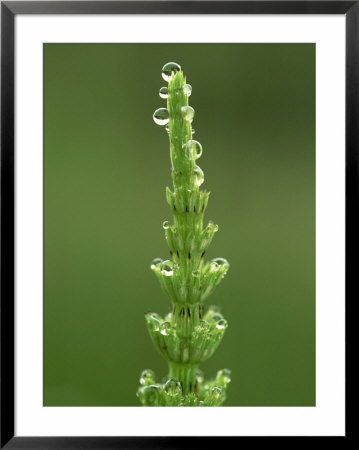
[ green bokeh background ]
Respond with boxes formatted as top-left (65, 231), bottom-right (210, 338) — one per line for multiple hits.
top-left (44, 44), bottom-right (315, 406)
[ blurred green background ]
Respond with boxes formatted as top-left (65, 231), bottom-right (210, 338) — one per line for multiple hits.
top-left (44, 44), bottom-right (315, 406)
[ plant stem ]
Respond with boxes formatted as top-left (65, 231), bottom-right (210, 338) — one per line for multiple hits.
top-left (168, 362), bottom-right (199, 395)
top-left (137, 63), bottom-right (231, 407)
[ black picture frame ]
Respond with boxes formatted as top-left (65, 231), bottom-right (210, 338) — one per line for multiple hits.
top-left (0, 1), bottom-right (354, 447)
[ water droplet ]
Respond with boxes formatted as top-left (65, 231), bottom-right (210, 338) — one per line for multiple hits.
top-left (139, 369), bottom-right (155, 386)
top-left (212, 257), bottom-right (229, 268)
top-left (162, 62), bottom-right (181, 81)
top-left (191, 128), bottom-right (195, 135)
top-left (199, 401), bottom-right (205, 406)
top-left (217, 368), bottom-right (231, 384)
top-left (150, 258), bottom-right (163, 270)
top-left (196, 369), bottom-right (204, 383)
top-left (193, 166), bottom-right (204, 187)
top-left (161, 260), bottom-right (174, 276)
top-left (153, 108), bottom-right (169, 126)
top-left (142, 385), bottom-right (159, 404)
top-left (164, 379), bottom-right (182, 396)
top-left (207, 220), bottom-right (219, 232)
top-left (183, 84), bottom-right (192, 96)
top-left (211, 386), bottom-right (222, 399)
top-left (212, 313), bottom-right (224, 322)
top-left (192, 269), bottom-right (200, 278)
top-left (160, 321), bottom-right (171, 336)
top-left (163, 220), bottom-right (170, 230)
top-left (165, 125), bottom-right (170, 134)
top-left (148, 312), bottom-right (161, 320)
top-left (145, 312), bottom-right (162, 329)
top-left (216, 319), bottom-right (228, 330)
top-left (185, 140), bottom-right (203, 160)
top-left (159, 86), bottom-right (168, 98)
top-left (181, 106), bottom-right (195, 122)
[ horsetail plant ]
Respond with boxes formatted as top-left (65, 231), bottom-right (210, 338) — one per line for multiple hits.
top-left (137, 63), bottom-right (230, 406)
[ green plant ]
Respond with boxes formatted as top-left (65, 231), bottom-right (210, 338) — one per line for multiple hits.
top-left (137, 62), bottom-right (230, 406)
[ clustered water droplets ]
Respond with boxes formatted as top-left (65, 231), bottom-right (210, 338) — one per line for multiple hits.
top-left (154, 64), bottom-right (203, 167)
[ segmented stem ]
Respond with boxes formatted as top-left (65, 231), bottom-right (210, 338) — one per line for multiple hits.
top-left (137, 63), bottom-right (231, 407)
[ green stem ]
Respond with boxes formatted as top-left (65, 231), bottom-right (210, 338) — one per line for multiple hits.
top-left (137, 63), bottom-right (231, 407)
top-left (171, 303), bottom-right (203, 338)
top-left (168, 362), bottom-right (199, 395)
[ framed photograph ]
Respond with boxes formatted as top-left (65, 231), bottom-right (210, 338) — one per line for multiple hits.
top-left (1, 0), bottom-right (353, 446)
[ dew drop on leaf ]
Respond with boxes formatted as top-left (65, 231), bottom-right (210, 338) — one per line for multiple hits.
top-left (217, 368), bottom-right (231, 384)
top-left (161, 260), bottom-right (174, 276)
top-left (142, 385), bottom-right (159, 404)
top-left (162, 62), bottom-right (181, 81)
top-left (150, 258), bottom-right (163, 270)
top-left (185, 140), bottom-right (202, 160)
top-left (181, 106), bottom-right (195, 122)
top-left (211, 257), bottom-right (229, 268)
top-left (183, 84), bottom-right (192, 96)
top-left (211, 313), bottom-right (224, 322)
top-left (216, 319), bottom-right (228, 330)
top-left (159, 86), bottom-right (169, 98)
top-left (193, 165), bottom-right (204, 187)
top-left (153, 108), bottom-right (169, 126)
top-left (211, 386), bottom-right (222, 399)
top-left (139, 369), bottom-right (155, 386)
